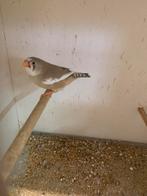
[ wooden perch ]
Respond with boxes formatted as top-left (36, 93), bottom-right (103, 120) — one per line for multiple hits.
top-left (138, 107), bottom-right (147, 126)
top-left (0, 74), bottom-right (76, 181)
top-left (0, 90), bottom-right (51, 181)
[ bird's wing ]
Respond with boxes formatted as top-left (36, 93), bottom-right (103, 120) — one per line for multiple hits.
top-left (42, 71), bottom-right (73, 85)
top-left (45, 63), bottom-right (72, 77)
top-left (40, 62), bottom-right (73, 84)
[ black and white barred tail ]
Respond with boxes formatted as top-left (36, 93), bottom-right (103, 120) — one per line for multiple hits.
top-left (73, 72), bottom-right (90, 78)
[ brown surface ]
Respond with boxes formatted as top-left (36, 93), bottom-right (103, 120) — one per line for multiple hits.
top-left (0, 174), bottom-right (9, 196)
top-left (7, 132), bottom-right (147, 196)
top-left (138, 107), bottom-right (147, 126)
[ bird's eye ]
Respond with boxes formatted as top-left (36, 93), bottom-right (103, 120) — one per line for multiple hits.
top-left (32, 62), bottom-right (35, 71)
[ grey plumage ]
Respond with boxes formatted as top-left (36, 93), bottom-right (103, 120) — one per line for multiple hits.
top-left (23, 56), bottom-right (90, 91)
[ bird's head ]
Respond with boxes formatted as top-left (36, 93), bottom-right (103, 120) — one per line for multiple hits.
top-left (22, 57), bottom-right (42, 76)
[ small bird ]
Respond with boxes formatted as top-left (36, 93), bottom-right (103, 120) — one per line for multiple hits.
top-left (22, 57), bottom-right (90, 96)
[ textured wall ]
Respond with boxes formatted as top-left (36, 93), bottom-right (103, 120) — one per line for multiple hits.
top-left (0, 0), bottom-right (147, 151)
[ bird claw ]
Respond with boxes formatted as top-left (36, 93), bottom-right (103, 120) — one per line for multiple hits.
top-left (42, 89), bottom-right (54, 97)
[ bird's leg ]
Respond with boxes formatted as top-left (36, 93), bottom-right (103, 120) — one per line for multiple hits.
top-left (42, 89), bottom-right (54, 97)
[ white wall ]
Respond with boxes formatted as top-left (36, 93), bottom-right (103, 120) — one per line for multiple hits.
top-left (0, 0), bottom-right (147, 152)
top-left (0, 6), bottom-right (19, 158)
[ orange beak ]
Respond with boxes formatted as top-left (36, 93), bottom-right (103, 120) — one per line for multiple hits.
top-left (22, 59), bottom-right (30, 68)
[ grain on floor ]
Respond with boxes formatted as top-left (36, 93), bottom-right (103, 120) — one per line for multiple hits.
top-left (7, 133), bottom-right (147, 196)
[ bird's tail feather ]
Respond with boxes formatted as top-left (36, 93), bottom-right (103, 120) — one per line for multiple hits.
top-left (73, 72), bottom-right (90, 78)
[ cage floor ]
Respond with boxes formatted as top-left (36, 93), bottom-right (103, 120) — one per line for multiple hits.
top-left (7, 132), bottom-right (147, 196)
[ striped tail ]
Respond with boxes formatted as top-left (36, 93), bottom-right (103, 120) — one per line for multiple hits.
top-left (73, 72), bottom-right (90, 78)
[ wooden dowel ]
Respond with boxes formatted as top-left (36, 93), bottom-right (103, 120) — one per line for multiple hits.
top-left (0, 74), bottom-right (76, 181)
top-left (0, 90), bottom-right (51, 181)
top-left (138, 107), bottom-right (147, 126)
top-left (0, 174), bottom-right (9, 196)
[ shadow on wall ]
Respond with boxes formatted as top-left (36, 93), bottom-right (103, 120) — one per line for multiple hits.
top-left (0, 87), bottom-right (37, 121)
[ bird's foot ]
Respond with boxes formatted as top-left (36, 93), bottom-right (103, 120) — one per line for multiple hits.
top-left (42, 89), bottom-right (54, 97)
